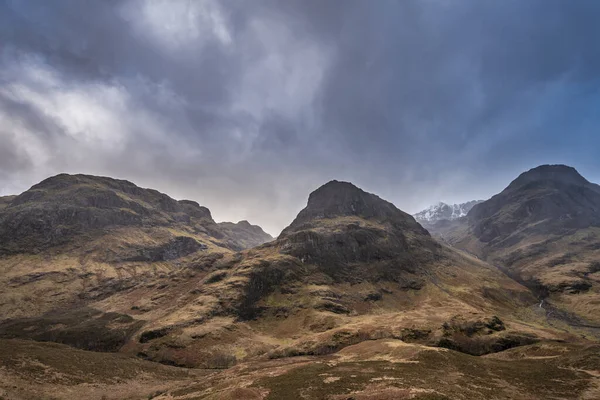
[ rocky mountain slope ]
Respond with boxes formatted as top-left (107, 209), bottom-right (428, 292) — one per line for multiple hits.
top-left (414, 200), bottom-right (482, 224)
top-left (439, 165), bottom-right (600, 329)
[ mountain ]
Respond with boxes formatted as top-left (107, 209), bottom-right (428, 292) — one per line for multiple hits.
top-left (414, 200), bottom-right (483, 224)
top-left (468, 164), bottom-right (600, 245)
top-left (1, 174), bottom-right (598, 399)
top-left (0, 173), bottom-right (270, 319)
top-left (276, 180), bottom-right (439, 282)
top-left (443, 165), bottom-right (600, 329)
top-left (0, 173), bottom-right (219, 254)
top-left (217, 220), bottom-right (273, 250)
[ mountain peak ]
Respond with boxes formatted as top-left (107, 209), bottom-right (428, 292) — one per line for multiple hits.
top-left (281, 180), bottom-right (429, 239)
top-left (466, 164), bottom-right (600, 244)
top-left (510, 164), bottom-right (589, 189)
top-left (299, 180), bottom-right (400, 221)
top-left (33, 173), bottom-right (137, 191)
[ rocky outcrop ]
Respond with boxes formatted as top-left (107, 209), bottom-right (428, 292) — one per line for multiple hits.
top-left (437, 315), bottom-right (539, 356)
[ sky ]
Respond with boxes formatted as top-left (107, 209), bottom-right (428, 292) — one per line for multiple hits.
top-left (1, 0), bottom-right (600, 235)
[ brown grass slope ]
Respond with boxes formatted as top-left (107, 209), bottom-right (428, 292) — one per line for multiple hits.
top-left (3, 338), bottom-right (597, 400)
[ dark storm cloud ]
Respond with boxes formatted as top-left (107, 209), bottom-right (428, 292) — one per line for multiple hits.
top-left (1, 0), bottom-right (600, 234)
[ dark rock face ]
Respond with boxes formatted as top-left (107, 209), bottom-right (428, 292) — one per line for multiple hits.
top-left (467, 165), bottom-right (600, 245)
top-left (549, 280), bottom-right (593, 294)
top-left (282, 226), bottom-right (407, 265)
top-left (233, 256), bottom-right (305, 321)
top-left (123, 236), bottom-right (208, 262)
top-left (178, 200), bottom-right (213, 220)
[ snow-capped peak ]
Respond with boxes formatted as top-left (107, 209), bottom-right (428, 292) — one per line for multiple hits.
top-left (413, 200), bottom-right (482, 223)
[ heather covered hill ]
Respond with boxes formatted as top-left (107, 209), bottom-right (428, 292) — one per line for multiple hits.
top-left (0, 195), bottom-right (16, 210)
top-left (0, 173), bottom-right (245, 254)
top-left (467, 164), bottom-right (600, 246)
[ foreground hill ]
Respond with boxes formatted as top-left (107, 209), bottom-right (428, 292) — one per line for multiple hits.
top-left (438, 165), bottom-right (600, 330)
top-left (1, 338), bottom-right (598, 400)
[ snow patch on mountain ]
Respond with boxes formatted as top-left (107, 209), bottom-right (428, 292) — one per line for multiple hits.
top-left (414, 200), bottom-right (483, 223)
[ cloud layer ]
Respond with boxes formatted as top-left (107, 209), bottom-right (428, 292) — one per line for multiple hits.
top-left (2, 0), bottom-right (600, 234)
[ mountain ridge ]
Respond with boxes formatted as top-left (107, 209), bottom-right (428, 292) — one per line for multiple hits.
top-left (0, 173), bottom-right (273, 255)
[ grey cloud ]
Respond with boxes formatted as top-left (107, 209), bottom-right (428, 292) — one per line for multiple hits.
top-left (1, 0), bottom-right (600, 234)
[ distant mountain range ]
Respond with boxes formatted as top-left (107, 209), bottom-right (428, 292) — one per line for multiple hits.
top-left (413, 200), bottom-right (483, 224)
